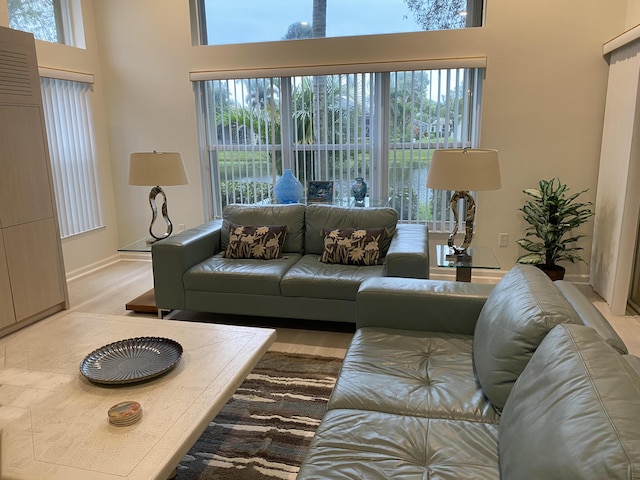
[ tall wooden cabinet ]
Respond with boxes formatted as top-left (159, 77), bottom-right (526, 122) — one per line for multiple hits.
top-left (0, 26), bottom-right (69, 335)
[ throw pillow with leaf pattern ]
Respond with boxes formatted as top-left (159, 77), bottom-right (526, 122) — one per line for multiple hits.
top-left (320, 228), bottom-right (386, 266)
top-left (225, 224), bottom-right (288, 260)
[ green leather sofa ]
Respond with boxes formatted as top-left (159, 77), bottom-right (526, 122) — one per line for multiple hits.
top-left (151, 203), bottom-right (429, 322)
top-left (297, 265), bottom-right (640, 479)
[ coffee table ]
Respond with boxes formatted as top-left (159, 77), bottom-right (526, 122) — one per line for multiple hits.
top-left (0, 311), bottom-right (276, 479)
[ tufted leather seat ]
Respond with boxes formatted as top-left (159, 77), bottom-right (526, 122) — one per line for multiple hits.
top-left (298, 265), bottom-right (640, 479)
top-left (328, 328), bottom-right (499, 424)
top-left (299, 409), bottom-right (499, 479)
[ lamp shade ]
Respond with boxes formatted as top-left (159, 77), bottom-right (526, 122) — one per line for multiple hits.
top-left (129, 151), bottom-right (189, 186)
top-left (426, 148), bottom-right (501, 191)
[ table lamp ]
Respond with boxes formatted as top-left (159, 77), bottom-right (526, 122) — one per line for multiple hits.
top-left (129, 151), bottom-right (189, 242)
top-left (426, 148), bottom-right (500, 254)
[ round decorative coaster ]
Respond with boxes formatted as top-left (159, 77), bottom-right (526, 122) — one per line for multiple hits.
top-left (108, 400), bottom-right (142, 426)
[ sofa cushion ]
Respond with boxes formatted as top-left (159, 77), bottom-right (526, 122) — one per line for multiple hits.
top-left (499, 324), bottom-right (640, 480)
top-left (473, 265), bottom-right (580, 411)
top-left (183, 252), bottom-right (301, 296)
top-left (304, 203), bottom-right (397, 256)
top-left (328, 328), bottom-right (500, 424)
top-left (221, 204), bottom-right (306, 254)
top-left (319, 227), bottom-right (386, 265)
top-left (280, 254), bottom-right (384, 301)
top-left (297, 409), bottom-right (500, 480)
top-left (623, 354), bottom-right (640, 380)
top-left (224, 224), bottom-right (287, 259)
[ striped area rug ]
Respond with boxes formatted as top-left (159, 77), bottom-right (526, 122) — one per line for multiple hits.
top-left (175, 351), bottom-right (343, 480)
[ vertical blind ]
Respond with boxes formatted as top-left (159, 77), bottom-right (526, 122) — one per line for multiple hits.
top-left (197, 67), bottom-right (482, 228)
top-left (40, 77), bottom-right (103, 238)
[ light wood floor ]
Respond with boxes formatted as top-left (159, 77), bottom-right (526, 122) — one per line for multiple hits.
top-left (65, 259), bottom-right (353, 359)
top-left (65, 259), bottom-right (640, 358)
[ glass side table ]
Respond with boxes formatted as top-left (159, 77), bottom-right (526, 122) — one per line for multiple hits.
top-left (435, 245), bottom-right (500, 282)
top-left (330, 197), bottom-right (391, 208)
top-left (118, 238), bottom-right (161, 314)
top-left (118, 238), bottom-right (154, 253)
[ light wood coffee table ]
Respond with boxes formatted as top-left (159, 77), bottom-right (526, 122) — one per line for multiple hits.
top-left (0, 311), bottom-right (276, 479)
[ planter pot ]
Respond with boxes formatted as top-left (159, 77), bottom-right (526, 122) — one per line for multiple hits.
top-left (536, 264), bottom-right (566, 281)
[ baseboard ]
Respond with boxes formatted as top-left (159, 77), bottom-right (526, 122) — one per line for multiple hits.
top-left (66, 255), bottom-right (121, 282)
top-left (118, 251), bottom-right (153, 261)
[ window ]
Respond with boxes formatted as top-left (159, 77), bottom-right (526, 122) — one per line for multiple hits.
top-left (8, 0), bottom-right (74, 45)
top-left (40, 77), bottom-right (103, 238)
top-left (192, 0), bottom-right (483, 46)
top-left (195, 67), bottom-right (483, 230)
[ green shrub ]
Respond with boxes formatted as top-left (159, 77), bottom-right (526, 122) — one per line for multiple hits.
top-left (220, 181), bottom-right (272, 206)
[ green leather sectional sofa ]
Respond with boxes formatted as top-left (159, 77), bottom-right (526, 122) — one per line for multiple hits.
top-left (297, 265), bottom-right (640, 479)
top-left (151, 203), bottom-right (429, 321)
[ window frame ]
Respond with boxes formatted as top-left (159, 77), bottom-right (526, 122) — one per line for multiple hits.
top-left (190, 0), bottom-right (485, 47)
top-left (40, 75), bottom-right (104, 239)
top-left (194, 66), bottom-right (484, 229)
top-left (8, 0), bottom-right (77, 46)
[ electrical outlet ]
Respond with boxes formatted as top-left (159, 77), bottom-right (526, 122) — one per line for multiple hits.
top-left (498, 233), bottom-right (509, 247)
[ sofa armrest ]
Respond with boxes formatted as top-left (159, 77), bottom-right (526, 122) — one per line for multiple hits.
top-left (151, 220), bottom-right (223, 310)
top-left (356, 277), bottom-right (495, 334)
top-left (554, 280), bottom-right (628, 354)
top-left (385, 223), bottom-right (429, 279)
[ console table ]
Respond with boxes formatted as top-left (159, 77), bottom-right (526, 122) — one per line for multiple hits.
top-left (435, 245), bottom-right (500, 282)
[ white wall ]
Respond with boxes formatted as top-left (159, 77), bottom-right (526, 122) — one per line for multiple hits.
top-left (92, 2), bottom-right (204, 246)
top-left (0, 0), bottom-right (120, 276)
top-left (92, 0), bottom-right (627, 281)
top-left (628, 0), bottom-right (640, 27)
top-left (2, 0), bottom-right (632, 281)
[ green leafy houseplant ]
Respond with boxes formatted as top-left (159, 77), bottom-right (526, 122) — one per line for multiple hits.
top-left (516, 178), bottom-right (594, 279)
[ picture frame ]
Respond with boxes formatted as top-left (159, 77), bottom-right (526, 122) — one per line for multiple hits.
top-left (307, 181), bottom-right (334, 203)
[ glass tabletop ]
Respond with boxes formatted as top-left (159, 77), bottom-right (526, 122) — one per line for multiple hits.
top-left (435, 245), bottom-right (500, 270)
top-left (117, 238), bottom-right (160, 253)
top-left (257, 197), bottom-right (390, 207)
top-left (324, 197), bottom-right (390, 208)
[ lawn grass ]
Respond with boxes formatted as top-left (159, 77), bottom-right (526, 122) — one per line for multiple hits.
top-left (215, 148), bottom-right (432, 176)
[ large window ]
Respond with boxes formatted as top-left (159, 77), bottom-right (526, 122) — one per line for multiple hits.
top-left (192, 0), bottom-right (483, 46)
top-left (8, 0), bottom-right (75, 45)
top-left (41, 77), bottom-right (103, 238)
top-left (196, 67), bottom-right (483, 229)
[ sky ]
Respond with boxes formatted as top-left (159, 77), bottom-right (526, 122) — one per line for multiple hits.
top-left (204, 0), bottom-right (424, 45)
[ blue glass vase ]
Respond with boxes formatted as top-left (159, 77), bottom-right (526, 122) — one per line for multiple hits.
top-left (274, 169), bottom-right (304, 204)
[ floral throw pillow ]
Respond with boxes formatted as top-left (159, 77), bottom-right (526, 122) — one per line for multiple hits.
top-left (225, 224), bottom-right (288, 260)
top-left (320, 228), bottom-right (386, 266)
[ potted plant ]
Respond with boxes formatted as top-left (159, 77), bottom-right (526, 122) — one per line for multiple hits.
top-left (516, 178), bottom-right (594, 280)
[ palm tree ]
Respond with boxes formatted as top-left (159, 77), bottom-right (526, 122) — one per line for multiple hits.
top-left (311, 0), bottom-right (328, 180)
top-left (312, 0), bottom-right (327, 38)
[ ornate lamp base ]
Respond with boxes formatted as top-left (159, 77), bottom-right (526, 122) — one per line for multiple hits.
top-left (447, 190), bottom-right (475, 254)
top-left (147, 185), bottom-right (173, 243)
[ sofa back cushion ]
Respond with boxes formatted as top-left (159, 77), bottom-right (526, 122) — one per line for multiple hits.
top-left (305, 204), bottom-right (398, 256)
top-left (221, 204), bottom-right (306, 254)
top-left (473, 265), bottom-right (579, 410)
top-left (499, 324), bottom-right (640, 480)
